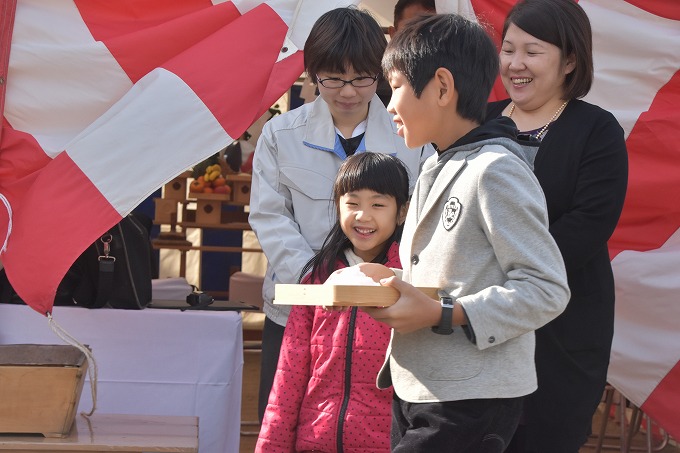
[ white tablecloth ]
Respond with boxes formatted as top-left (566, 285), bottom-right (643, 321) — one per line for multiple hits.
top-left (0, 304), bottom-right (243, 453)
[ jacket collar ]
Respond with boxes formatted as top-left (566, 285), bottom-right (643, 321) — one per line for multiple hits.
top-left (302, 94), bottom-right (398, 159)
top-left (415, 151), bottom-right (473, 221)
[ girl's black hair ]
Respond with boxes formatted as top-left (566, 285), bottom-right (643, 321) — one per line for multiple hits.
top-left (299, 153), bottom-right (411, 283)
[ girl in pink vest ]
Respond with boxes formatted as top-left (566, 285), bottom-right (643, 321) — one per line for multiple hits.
top-left (256, 152), bottom-right (410, 453)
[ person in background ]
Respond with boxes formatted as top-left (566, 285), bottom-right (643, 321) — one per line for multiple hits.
top-left (361, 14), bottom-right (570, 452)
top-left (378, 0), bottom-right (437, 106)
top-left (256, 152), bottom-right (410, 453)
top-left (485, 0), bottom-right (628, 451)
top-left (248, 6), bottom-right (431, 424)
top-left (388, 0), bottom-right (436, 38)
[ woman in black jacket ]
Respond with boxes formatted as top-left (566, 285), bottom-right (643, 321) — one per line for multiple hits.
top-left (486, 0), bottom-right (628, 451)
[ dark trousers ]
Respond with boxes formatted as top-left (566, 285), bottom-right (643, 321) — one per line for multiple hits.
top-left (257, 316), bottom-right (286, 423)
top-left (392, 393), bottom-right (523, 452)
top-left (504, 325), bottom-right (610, 453)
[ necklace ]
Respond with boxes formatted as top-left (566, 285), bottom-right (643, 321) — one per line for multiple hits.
top-left (508, 100), bottom-right (568, 140)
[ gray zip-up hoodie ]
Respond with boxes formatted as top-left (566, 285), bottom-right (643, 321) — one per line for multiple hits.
top-left (378, 117), bottom-right (569, 403)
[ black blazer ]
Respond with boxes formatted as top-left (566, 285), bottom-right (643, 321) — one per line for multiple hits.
top-left (487, 99), bottom-right (628, 352)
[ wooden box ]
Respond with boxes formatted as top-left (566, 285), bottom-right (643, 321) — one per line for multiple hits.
top-left (274, 284), bottom-right (440, 307)
top-left (227, 173), bottom-right (251, 205)
top-left (192, 193), bottom-right (229, 224)
top-left (0, 344), bottom-right (88, 438)
top-left (163, 175), bottom-right (188, 201)
top-left (153, 198), bottom-right (178, 224)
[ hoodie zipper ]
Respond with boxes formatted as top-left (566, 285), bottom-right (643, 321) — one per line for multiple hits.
top-left (336, 306), bottom-right (357, 453)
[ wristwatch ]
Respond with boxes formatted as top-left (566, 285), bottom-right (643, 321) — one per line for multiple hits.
top-left (431, 296), bottom-right (455, 335)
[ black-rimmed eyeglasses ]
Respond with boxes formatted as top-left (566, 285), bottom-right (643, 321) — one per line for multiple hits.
top-left (316, 75), bottom-right (378, 89)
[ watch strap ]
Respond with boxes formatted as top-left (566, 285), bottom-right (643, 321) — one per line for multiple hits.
top-left (431, 296), bottom-right (454, 335)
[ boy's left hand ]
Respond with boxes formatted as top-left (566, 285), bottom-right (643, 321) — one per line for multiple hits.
top-left (362, 276), bottom-right (440, 334)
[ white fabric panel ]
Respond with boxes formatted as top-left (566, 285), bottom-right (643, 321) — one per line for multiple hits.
top-left (582, 0), bottom-right (680, 138)
top-left (67, 69), bottom-right (232, 216)
top-left (0, 304), bottom-right (244, 453)
top-left (232, 0), bottom-right (359, 50)
top-left (7, 0), bottom-right (133, 156)
top-left (435, 0), bottom-right (476, 19)
top-left (609, 228), bottom-right (680, 404)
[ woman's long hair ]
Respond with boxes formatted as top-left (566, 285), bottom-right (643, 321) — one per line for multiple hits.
top-left (299, 152), bottom-right (411, 283)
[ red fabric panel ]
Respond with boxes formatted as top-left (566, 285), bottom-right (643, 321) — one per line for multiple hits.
top-left (608, 70), bottom-right (680, 258)
top-left (162, 4), bottom-right (293, 138)
top-left (624, 0), bottom-right (680, 20)
top-left (77, 0), bottom-right (242, 83)
top-left (75, 0), bottom-right (213, 40)
top-left (2, 147), bottom-right (121, 315)
top-left (641, 360), bottom-right (680, 441)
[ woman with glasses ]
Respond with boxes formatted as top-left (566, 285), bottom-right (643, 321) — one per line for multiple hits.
top-left (248, 5), bottom-right (432, 433)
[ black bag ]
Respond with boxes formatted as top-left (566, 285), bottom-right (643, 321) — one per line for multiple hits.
top-left (0, 213), bottom-right (154, 309)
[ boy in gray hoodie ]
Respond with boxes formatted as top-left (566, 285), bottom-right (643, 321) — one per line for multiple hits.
top-left (361, 14), bottom-right (570, 452)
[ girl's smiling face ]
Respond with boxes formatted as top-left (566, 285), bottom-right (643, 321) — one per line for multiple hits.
top-left (339, 189), bottom-right (406, 262)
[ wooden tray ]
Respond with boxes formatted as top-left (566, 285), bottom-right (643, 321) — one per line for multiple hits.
top-left (274, 284), bottom-right (440, 307)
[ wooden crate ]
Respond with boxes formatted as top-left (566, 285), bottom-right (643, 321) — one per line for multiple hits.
top-left (153, 198), bottom-right (178, 224)
top-left (227, 173), bottom-right (251, 205)
top-left (192, 193), bottom-right (230, 225)
top-left (0, 344), bottom-right (88, 438)
top-left (163, 175), bottom-right (188, 201)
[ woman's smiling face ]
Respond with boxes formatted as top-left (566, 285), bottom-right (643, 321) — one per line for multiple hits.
top-left (500, 23), bottom-right (574, 112)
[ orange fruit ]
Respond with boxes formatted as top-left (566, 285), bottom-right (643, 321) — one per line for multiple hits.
top-left (189, 179), bottom-right (205, 193)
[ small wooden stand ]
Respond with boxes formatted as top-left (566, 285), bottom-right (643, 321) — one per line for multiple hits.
top-left (228, 173), bottom-right (252, 205)
top-left (192, 193), bottom-right (231, 225)
top-left (162, 175), bottom-right (188, 201)
top-left (152, 172), bottom-right (259, 281)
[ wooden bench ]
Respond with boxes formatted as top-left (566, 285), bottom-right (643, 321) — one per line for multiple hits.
top-left (0, 413), bottom-right (198, 452)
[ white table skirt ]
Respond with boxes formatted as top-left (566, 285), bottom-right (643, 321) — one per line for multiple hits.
top-left (0, 304), bottom-right (243, 453)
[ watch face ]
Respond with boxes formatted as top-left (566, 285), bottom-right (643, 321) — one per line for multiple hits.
top-left (441, 297), bottom-right (454, 308)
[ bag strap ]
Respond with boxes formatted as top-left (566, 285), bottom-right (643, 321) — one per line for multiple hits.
top-left (91, 232), bottom-right (115, 308)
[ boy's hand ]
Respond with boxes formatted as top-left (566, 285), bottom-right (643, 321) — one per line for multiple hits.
top-left (362, 276), bottom-right (440, 334)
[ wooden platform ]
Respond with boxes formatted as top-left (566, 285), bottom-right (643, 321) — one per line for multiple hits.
top-left (0, 413), bottom-right (198, 452)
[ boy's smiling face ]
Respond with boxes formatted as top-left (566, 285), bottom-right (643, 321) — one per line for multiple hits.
top-left (386, 70), bottom-right (437, 149)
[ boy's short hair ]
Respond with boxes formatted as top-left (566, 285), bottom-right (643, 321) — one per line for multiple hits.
top-left (502, 0), bottom-right (593, 100)
top-left (304, 7), bottom-right (386, 79)
top-left (383, 14), bottom-right (498, 124)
